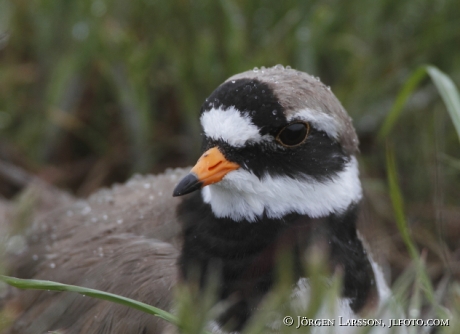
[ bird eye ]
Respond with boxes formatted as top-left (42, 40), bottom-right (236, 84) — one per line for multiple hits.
top-left (276, 122), bottom-right (310, 147)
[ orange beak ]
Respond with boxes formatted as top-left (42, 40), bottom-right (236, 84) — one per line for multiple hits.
top-left (173, 147), bottom-right (240, 197)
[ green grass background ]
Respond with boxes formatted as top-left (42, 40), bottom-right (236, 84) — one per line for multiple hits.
top-left (0, 0), bottom-right (460, 332)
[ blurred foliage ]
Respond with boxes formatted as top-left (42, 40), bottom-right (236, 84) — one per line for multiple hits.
top-left (0, 0), bottom-right (459, 196)
top-left (0, 0), bottom-right (459, 304)
top-left (0, 0), bottom-right (460, 331)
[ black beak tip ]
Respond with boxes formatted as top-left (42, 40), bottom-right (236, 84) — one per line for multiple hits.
top-left (173, 173), bottom-right (203, 197)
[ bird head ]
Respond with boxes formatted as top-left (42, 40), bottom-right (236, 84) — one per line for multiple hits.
top-left (173, 66), bottom-right (362, 222)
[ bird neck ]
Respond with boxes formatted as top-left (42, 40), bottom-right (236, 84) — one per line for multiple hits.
top-left (177, 191), bottom-right (377, 329)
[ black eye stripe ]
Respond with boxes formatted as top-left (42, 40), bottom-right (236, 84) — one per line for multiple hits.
top-left (276, 122), bottom-right (310, 147)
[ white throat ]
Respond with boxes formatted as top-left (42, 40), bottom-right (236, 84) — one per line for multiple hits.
top-left (201, 156), bottom-right (362, 222)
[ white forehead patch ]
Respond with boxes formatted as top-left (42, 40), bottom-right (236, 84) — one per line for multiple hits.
top-left (200, 106), bottom-right (270, 147)
top-left (202, 156), bottom-right (362, 222)
top-left (288, 108), bottom-right (339, 139)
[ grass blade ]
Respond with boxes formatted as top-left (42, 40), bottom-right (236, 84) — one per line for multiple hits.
top-left (379, 65), bottom-right (460, 143)
top-left (385, 147), bottom-right (451, 315)
top-left (0, 275), bottom-right (178, 325)
top-left (386, 146), bottom-right (418, 260)
top-left (378, 66), bottom-right (427, 141)
top-left (426, 66), bottom-right (460, 142)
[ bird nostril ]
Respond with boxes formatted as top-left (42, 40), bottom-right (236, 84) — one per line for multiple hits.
top-left (208, 161), bottom-right (222, 171)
